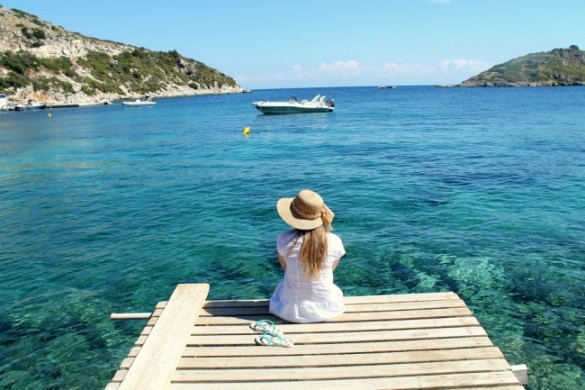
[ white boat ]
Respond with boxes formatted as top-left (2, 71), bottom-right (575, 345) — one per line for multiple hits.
top-left (14, 100), bottom-right (47, 111)
top-left (28, 100), bottom-right (47, 109)
top-left (121, 97), bottom-right (156, 107)
top-left (0, 94), bottom-right (8, 111)
top-left (253, 94), bottom-right (334, 114)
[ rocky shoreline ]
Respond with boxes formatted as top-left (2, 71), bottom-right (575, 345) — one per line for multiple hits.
top-left (1, 7), bottom-right (245, 110)
top-left (0, 85), bottom-right (247, 111)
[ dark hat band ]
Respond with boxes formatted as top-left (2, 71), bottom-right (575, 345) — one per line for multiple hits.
top-left (291, 201), bottom-right (321, 220)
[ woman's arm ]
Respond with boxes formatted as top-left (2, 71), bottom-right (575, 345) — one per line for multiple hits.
top-left (332, 256), bottom-right (342, 271)
top-left (278, 253), bottom-right (286, 270)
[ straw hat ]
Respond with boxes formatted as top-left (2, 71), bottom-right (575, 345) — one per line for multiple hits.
top-left (277, 189), bottom-right (332, 230)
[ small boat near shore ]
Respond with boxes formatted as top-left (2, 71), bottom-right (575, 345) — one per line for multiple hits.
top-left (46, 103), bottom-right (79, 109)
top-left (13, 99), bottom-right (47, 111)
top-left (253, 94), bottom-right (334, 114)
top-left (122, 96), bottom-right (156, 107)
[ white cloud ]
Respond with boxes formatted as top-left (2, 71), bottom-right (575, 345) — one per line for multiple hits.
top-left (236, 58), bottom-right (493, 88)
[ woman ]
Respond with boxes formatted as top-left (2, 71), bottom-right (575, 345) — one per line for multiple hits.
top-left (269, 189), bottom-right (345, 323)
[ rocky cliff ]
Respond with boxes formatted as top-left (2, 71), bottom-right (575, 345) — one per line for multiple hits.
top-left (459, 45), bottom-right (585, 87)
top-left (0, 6), bottom-right (243, 103)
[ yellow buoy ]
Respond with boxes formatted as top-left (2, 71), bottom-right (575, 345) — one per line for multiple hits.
top-left (243, 126), bottom-right (250, 136)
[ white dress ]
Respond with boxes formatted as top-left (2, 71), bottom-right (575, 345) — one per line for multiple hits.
top-left (269, 230), bottom-right (345, 323)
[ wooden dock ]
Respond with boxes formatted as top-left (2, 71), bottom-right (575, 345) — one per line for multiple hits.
top-left (107, 283), bottom-right (526, 389)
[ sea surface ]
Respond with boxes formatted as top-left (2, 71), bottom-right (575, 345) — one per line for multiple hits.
top-left (0, 86), bottom-right (584, 389)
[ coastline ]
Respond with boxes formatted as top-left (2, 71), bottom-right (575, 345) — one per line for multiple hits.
top-left (0, 85), bottom-right (246, 111)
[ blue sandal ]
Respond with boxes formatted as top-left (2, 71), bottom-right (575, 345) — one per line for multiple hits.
top-left (249, 319), bottom-right (284, 338)
top-left (255, 332), bottom-right (294, 348)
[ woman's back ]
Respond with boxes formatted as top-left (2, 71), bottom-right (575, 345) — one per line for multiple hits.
top-left (269, 230), bottom-right (345, 323)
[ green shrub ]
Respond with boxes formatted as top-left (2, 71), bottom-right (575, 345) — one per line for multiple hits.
top-left (31, 76), bottom-right (76, 94)
top-left (32, 28), bottom-right (46, 40)
top-left (0, 72), bottom-right (30, 90)
top-left (1, 51), bottom-right (40, 74)
top-left (21, 26), bottom-right (31, 39)
top-left (39, 56), bottom-right (74, 75)
top-left (11, 9), bottom-right (29, 19)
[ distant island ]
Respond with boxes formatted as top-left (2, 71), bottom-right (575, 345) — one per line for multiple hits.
top-left (0, 6), bottom-right (244, 105)
top-left (458, 45), bottom-right (585, 87)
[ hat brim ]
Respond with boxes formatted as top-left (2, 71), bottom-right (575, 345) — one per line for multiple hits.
top-left (277, 197), bottom-right (323, 231)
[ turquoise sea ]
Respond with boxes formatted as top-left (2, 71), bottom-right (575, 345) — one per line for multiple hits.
top-left (0, 86), bottom-right (584, 389)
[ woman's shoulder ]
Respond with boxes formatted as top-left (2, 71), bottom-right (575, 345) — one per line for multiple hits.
top-left (277, 230), bottom-right (299, 247)
top-left (327, 232), bottom-right (345, 254)
top-left (327, 231), bottom-right (343, 244)
top-left (278, 230), bottom-right (297, 241)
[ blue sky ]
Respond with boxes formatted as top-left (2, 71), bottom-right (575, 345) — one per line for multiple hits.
top-left (2, 0), bottom-right (584, 89)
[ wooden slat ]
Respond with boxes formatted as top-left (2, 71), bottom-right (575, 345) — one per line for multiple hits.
top-left (185, 336), bottom-right (495, 357)
top-left (118, 283), bottom-right (209, 390)
top-left (200, 299), bottom-right (466, 317)
top-left (178, 346), bottom-right (504, 369)
top-left (201, 292), bottom-right (459, 308)
top-left (188, 326), bottom-right (487, 346)
top-left (170, 371), bottom-right (523, 390)
top-left (193, 316), bottom-right (480, 335)
top-left (173, 359), bottom-right (511, 382)
top-left (110, 312), bottom-right (152, 320)
top-left (197, 306), bottom-right (473, 325)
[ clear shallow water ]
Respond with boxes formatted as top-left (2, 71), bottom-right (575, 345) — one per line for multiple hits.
top-left (0, 86), bottom-right (584, 389)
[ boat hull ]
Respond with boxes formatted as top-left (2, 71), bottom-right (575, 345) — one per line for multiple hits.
top-left (254, 105), bottom-right (333, 114)
top-left (253, 95), bottom-right (334, 115)
top-left (121, 102), bottom-right (156, 107)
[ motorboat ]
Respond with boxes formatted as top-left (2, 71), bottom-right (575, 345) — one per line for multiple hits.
top-left (14, 100), bottom-right (47, 111)
top-left (28, 100), bottom-right (47, 109)
top-left (121, 96), bottom-right (156, 107)
top-left (253, 94), bottom-right (334, 114)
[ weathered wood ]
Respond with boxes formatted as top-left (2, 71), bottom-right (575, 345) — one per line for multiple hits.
top-left (118, 283), bottom-right (209, 390)
top-left (170, 372), bottom-right (524, 389)
top-left (109, 286), bottom-right (525, 389)
top-left (202, 291), bottom-right (459, 308)
top-left (188, 326), bottom-right (487, 345)
top-left (110, 312), bottom-right (152, 320)
top-left (196, 306), bottom-right (473, 325)
top-left (178, 346), bottom-right (504, 368)
top-left (512, 364), bottom-right (529, 385)
top-left (200, 298), bottom-right (467, 317)
top-left (185, 336), bottom-right (495, 357)
top-left (192, 316), bottom-right (480, 335)
top-left (173, 359), bottom-right (512, 382)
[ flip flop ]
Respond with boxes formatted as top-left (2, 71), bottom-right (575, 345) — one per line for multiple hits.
top-left (249, 319), bottom-right (284, 338)
top-left (255, 332), bottom-right (294, 348)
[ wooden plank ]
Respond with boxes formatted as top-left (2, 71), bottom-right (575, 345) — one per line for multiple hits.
top-left (173, 359), bottom-right (512, 382)
top-left (118, 283), bottom-right (209, 390)
top-left (192, 316), bottom-right (480, 335)
top-left (112, 370), bottom-right (126, 382)
top-left (178, 346), bottom-right (504, 369)
top-left (196, 306), bottom-right (473, 325)
top-left (188, 326), bottom-right (487, 346)
top-left (512, 364), bottom-right (529, 385)
top-left (200, 292), bottom-right (459, 308)
top-left (200, 299), bottom-right (466, 317)
top-left (110, 312), bottom-right (152, 320)
top-left (170, 371), bottom-right (523, 389)
top-left (120, 357), bottom-right (134, 369)
top-left (185, 336), bottom-right (495, 357)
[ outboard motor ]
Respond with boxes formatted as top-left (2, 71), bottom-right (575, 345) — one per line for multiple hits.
top-left (325, 98), bottom-right (335, 108)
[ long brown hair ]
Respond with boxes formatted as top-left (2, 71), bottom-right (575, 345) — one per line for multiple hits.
top-left (299, 206), bottom-right (334, 278)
